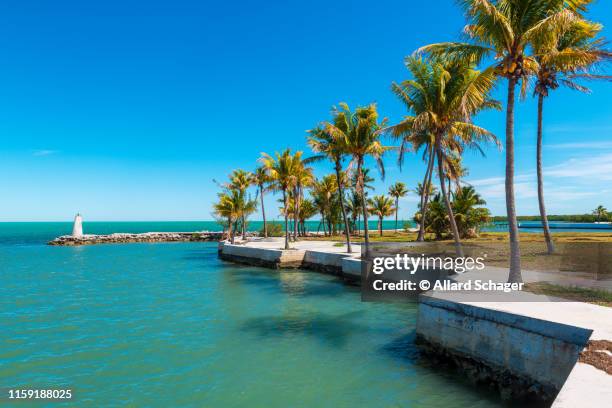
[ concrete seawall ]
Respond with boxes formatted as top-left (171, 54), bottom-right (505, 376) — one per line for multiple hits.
top-left (218, 241), bottom-right (361, 282)
top-left (416, 293), bottom-right (592, 401)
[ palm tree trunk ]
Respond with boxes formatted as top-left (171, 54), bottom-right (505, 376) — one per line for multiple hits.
top-left (506, 77), bottom-right (522, 283)
top-left (358, 157), bottom-right (371, 256)
top-left (335, 162), bottom-right (353, 253)
top-left (242, 215), bottom-right (246, 240)
top-left (537, 94), bottom-right (555, 254)
top-left (228, 217), bottom-right (235, 244)
top-left (417, 149), bottom-right (435, 241)
top-left (436, 142), bottom-right (464, 257)
top-left (293, 186), bottom-right (300, 240)
top-left (260, 185), bottom-right (267, 238)
top-left (379, 216), bottom-right (383, 236)
top-left (282, 189), bottom-right (290, 250)
top-left (395, 197), bottom-right (399, 233)
top-left (321, 213), bottom-right (326, 236)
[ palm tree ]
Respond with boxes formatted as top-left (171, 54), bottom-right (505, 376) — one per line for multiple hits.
top-left (368, 195), bottom-right (395, 237)
top-left (417, 0), bottom-right (584, 282)
top-left (452, 186), bottom-right (489, 238)
top-left (213, 191), bottom-right (239, 244)
top-left (385, 56), bottom-right (500, 257)
top-left (442, 153), bottom-right (469, 196)
top-left (260, 149), bottom-right (301, 250)
top-left (308, 126), bottom-right (353, 252)
top-left (213, 189), bottom-right (256, 244)
top-left (424, 193), bottom-right (450, 240)
top-left (533, 17), bottom-right (610, 254)
top-left (593, 205), bottom-right (608, 222)
top-left (229, 169), bottom-right (253, 240)
top-left (292, 159), bottom-right (314, 241)
top-left (388, 182), bottom-right (408, 232)
top-left (326, 103), bottom-right (389, 257)
top-left (252, 166), bottom-right (271, 238)
top-left (311, 175), bottom-right (338, 236)
top-left (298, 199), bottom-right (317, 235)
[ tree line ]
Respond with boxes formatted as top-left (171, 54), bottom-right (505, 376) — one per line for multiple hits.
top-left (215, 0), bottom-right (609, 283)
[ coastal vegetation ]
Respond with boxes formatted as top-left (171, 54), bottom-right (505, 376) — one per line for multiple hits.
top-left (212, 0), bottom-right (609, 283)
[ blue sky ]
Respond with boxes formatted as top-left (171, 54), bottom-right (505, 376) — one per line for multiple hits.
top-left (0, 0), bottom-right (610, 221)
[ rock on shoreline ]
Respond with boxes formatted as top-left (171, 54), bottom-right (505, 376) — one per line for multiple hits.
top-left (48, 232), bottom-right (225, 246)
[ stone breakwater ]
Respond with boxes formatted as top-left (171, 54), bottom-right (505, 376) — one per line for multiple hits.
top-left (48, 232), bottom-right (225, 246)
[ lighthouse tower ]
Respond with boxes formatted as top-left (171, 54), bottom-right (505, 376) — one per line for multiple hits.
top-left (72, 213), bottom-right (83, 237)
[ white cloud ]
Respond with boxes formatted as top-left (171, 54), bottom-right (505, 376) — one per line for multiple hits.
top-left (543, 153), bottom-right (612, 180)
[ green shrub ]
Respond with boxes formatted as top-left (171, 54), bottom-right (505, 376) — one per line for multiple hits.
top-left (260, 222), bottom-right (285, 237)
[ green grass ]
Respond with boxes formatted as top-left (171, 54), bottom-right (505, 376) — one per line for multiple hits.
top-left (524, 283), bottom-right (612, 307)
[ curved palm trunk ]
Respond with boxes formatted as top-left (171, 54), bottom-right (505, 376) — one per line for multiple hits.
top-left (335, 162), bottom-right (353, 253)
top-left (537, 94), bottom-right (555, 254)
top-left (358, 157), bottom-right (371, 257)
top-left (417, 149), bottom-right (435, 241)
top-left (260, 185), bottom-right (267, 238)
top-left (506, 78), bottom-right (522, 283)
top-left (282, 189), bottom-right (290, 250)
top-left (436, 143), bottom-right (464, 257)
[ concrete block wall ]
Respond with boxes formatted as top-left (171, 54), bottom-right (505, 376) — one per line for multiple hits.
top-left (417, 294), bottom-right (593, 393)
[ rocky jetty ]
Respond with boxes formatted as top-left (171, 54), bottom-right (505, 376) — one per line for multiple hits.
top-left (48, 231), bottom-right (225, 246)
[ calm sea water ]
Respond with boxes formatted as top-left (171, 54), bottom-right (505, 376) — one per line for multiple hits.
top-left (0, 223), bottom-right (510, 406)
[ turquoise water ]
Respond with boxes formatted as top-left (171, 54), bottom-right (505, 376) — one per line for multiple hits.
top-left (1, 224), bottom-right (508, 407)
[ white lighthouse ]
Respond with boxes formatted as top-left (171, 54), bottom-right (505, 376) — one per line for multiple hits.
top-left (72, 213), bottom-right (83, 237)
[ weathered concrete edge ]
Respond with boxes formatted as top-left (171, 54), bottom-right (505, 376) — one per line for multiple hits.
top-left (419, 294), bottom-right (594, 346)
top-left (218, 242), bottom-right (360, 282)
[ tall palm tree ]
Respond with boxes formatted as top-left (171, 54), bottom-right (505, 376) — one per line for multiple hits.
top-left (385, 56), bottom-right (500, 257)
top-left (388, 182), bottom-right (408, 232)
top-left (308, 126), bottom-right (353, 252)
top-left (229, 169), bottom-right (253, 240)
top-left (368, 195), bottom-right (395, 237)
top-left (418, 0), bottom-right (582, 282)
top-left (252, 166), bottom-right (271, 238)
top-left (593, 205), bottom-right (608, 222)
top-left (260, 149), bottom-right (301, 250)
top-left (326, 103), bottom-right (389, 257)
top-left (385, 90), bottom-right (435, 242)
top-left (533, 17), bottom-right (610, 254)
